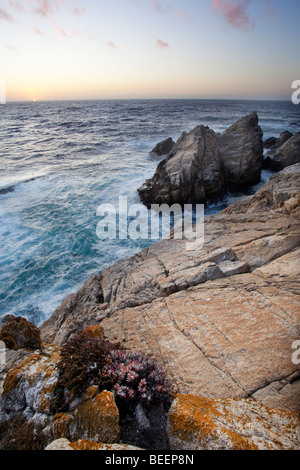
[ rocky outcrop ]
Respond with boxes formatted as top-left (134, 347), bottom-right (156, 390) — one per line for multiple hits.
top-left (167, 395), bottom-right (300, 450)
top-left (138, 112), bottom-right (263, 207)
top-left (45, 438), bottom-right (143, 450)
top-left (267, 133), bottom-right (300, 172)
top-left (0, 315), bottom-right (41, 351)
top-left (53, 390), bottom-right (120, 443)
top-left (41, 164), bottom-right (300, 414)
top-left (264, 131), bottom-right (293, 152)
top-left (150, 137), bottom-right (175, 156)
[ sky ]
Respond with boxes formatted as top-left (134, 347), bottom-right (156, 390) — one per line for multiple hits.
top-left (0, 0), bottom-right (299, 101)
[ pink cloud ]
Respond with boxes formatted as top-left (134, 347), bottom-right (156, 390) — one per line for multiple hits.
top-left (32, 26), bottom-right (44, 35)
top-left (176, 8), bottom-right (188, 20)
top-left (212, 0), bottom-right (254, 29)
top-left (106, 41), bottom-right (117, 49)
top-left (265, 0), bottom-right (275, 18)
top-left (156, 39), bottom-right (169, 49)
top-left (53, 23), bottom-right (69, 38)
top-left (73, 5), bottom-right (86, 15)
top-left (150, 0), bottom-right (169, 13)
top-left (35, 0), bottom-right (53, 17)
top-left (9, 1), bottom-right (25, 13)
top-left (0, 7), bottom-right (16, 22)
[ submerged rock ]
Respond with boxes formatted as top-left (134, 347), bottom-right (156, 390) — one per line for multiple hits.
top-left (138, 112), bottom-right (263, 207)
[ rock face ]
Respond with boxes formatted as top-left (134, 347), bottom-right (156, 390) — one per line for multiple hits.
top-left (41, 164), bottom-right (300, 413)
top-left (53, 390), bottom-right (120, 443)
top-left (45, 438), bottom-right (143, 450)
top-left (150, 137), bottom-right (175, 156)
top-left (264, 131), bottom-right (293, 152)
top-left (0, 315), bottom-right (41, 351)
top-left (138, 112), bottom-right (263, 207)
top-left (167, 395), bottom-right (300, 450)
top-left (268, 134), bottom-right (300, 172)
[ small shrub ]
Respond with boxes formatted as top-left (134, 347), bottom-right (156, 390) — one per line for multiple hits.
top-left (102, 350), bottom-right (173, 410)
top-left (54, 328), bottom-right (120, 408)
top-left (53, 327), bottom-right (173, 413)
top-left (0, 416), bottom-right (49, 451)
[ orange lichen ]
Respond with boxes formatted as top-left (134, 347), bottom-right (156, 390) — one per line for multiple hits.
top-left (75, 391), bottom-right (120, 443)
top-left (81, 325), bottom-right (104, 340)
top-left (53, 413), bottom-right (77, 441)
top-left (168, 395), bottom-right (300, 450)
top-left (3, 353), bottom-right (42, 395)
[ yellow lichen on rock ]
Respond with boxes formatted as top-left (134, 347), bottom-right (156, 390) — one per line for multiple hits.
top-left (75, 390), bottom-right (120, 443)
top-left (167, 394), bottom-right (300, 450)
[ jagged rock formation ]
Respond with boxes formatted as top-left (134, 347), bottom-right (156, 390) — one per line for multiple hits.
top-left (41, 164), bottom-right (300, 413)
top-left (267, 134), bottom-right (300, 172)
top-left (138, 112), bottom-right (263, 207)
top-left (264, 131), bottom-right (293, 153)
top-left (149, 137), bottom-right (175, 156)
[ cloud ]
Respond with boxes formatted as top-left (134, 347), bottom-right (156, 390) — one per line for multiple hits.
top-left (106, 41), bottom-right (117, 49)
top-left (8, 1), bottom-right (25, 13)
top-left (150, 0), bottom-right (169, 13)
top-left (265, 0), bottom-right (275, 18)
top-left (35, 0), bottom-right (54, 17)
top-left (53, 23), bottom-right (69, 38)
top-left (32, 26), bottom-right (44, 35)
top-left (73, 5), bottom-right (86, 15)
top-left (212, 0), bottom-right (254, 30)
top-left (0, 7), bottom-right (16, 22)
top-left (156, 39), bottom-right (169, 49)
top-left (176, 8), bottom-right (188, 20)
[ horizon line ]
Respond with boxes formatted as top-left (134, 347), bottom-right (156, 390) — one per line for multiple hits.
top-left (4, 97), bottom-right (292, 104)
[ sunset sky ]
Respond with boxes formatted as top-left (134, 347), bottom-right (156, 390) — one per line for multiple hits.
top-left (0, 0), bottom-right (299, 101)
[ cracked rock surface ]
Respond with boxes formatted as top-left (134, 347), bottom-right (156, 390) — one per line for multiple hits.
top-left (41, 164), bottom-right (300, 412)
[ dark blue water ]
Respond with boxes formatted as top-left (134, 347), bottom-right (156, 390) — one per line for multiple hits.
top-left (0, 99), bottom-right (299, 325)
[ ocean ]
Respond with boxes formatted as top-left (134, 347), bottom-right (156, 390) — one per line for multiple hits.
top-left (0, 99), bottom-right (299, 325)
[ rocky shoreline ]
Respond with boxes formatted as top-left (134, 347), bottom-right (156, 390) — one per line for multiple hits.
top-left (0, 114), bottom-right (300, 451)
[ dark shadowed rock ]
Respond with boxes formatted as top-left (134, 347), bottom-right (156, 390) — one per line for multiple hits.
top-left (138, 112), bottom-right (263, 207)
top-left (0, 315), bottom-right (41, 351)
top-left (264, 131), bottom-right (293, 152)
top-left (150, 137), bottom-right (175, 157)
top-left (267, 133), bottom-right (300, 172)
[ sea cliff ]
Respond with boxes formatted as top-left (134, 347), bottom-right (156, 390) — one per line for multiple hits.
top-left (0, 117), bottom-right (299, 450)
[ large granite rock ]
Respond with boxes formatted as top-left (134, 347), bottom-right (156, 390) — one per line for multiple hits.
top-left (40, 164), bottom-right (300, 413)
top-left (138, 112), bottom-right (263, 206)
